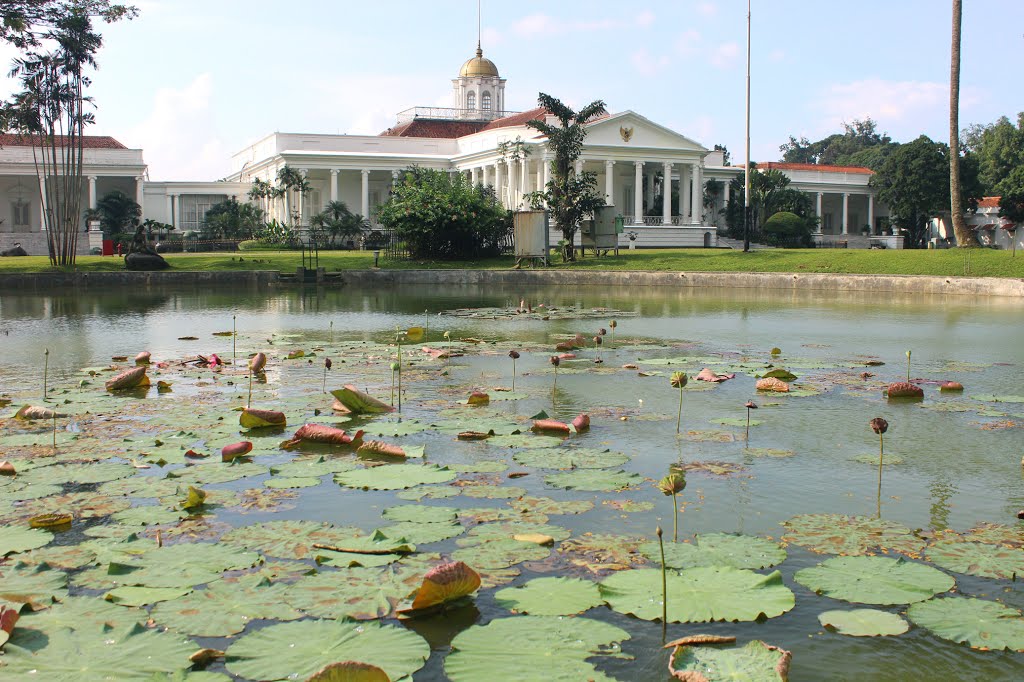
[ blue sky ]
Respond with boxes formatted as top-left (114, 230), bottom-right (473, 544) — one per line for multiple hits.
top-left (5, 0), bottom-right (1020, 181)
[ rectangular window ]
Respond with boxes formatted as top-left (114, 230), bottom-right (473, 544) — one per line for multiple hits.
top-left (11, 200), bottom-right (30, 227)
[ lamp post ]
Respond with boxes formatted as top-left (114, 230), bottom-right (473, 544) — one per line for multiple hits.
top-left (373, 249), bottom-right (380, 268)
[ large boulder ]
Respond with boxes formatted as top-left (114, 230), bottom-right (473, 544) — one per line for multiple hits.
top-left (125, 251), bottom-right (169, 270)
top-left (0, 245), bottom-right (28, 257)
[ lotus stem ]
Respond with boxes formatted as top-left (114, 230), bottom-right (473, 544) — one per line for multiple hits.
top-left (43, 348), bottom-right (49, 401)
top-left (247, 371), bottom-right (253, 407)
top-left (512, 358), bottom-right (516, 390)
top-left (906, 350), bottom-right (911, 383)
top-left (232, 315), bottom-right (237, 362)
top-left (676, 389), bottom-right (683, 433)
top-left (672, 491), bottom-right (678, 542)
top-left (329, 320), bottom-right (334, 343)
top-left (877, 431), bottom-right (884, 518)
top-left (397, 339), bottom-right (403, 413)
top-left (52, 411), bottom-right (57, 449)
top-left (657, 525), bottom-right (667, 642)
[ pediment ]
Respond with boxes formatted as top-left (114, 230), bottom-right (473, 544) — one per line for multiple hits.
top-left (584, 111), bottom-right (708, 153)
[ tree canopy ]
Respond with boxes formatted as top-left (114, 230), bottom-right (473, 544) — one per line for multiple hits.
top-left (961, 113), bottom-right (1024, 195)
top-left (780, 118), bottom-right (892, 167)
top-left (203, 198), bottom-right (264, 239)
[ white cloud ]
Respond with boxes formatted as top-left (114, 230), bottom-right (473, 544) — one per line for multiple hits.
top-left (630, 48), bottom-right (671, 78)
top-left (481, 27), bottom-right (503, 47)
top-left (111, 73), bottom-right (229, 181)
top-left (635, 10), bottom-right (656, 27)
top-left (710, 42), bottom-right (740, 69)
top-left (768, 49), bottom-right (785, 63)
top-left (696, 2), bottom-right (718, 18)
top-left (512, 13), bottom-right (625, 38)
top-left (674, 29), bottom-right (702, 55)
top-left (513, 13), bottom-right (558, 37)
top-left (815, 79), bottom-right (947, 131)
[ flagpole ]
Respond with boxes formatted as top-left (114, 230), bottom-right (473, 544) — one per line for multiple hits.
top-left (743, 0), bottom-right (751, 253)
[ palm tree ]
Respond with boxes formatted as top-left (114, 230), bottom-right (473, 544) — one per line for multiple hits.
top-left (310, 200), bottom-right (367, 247)
top-left (949, 0), bottom-right (977, 247)
top-left (525, 93), bottom-right (608, 261)
top-left (95, 189), bottom-right (141, 237)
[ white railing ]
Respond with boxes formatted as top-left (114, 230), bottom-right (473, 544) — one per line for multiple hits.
top-left (394, 107), bottom-right (520, 124)
top-left (622, 215), bottom-right (694, 226)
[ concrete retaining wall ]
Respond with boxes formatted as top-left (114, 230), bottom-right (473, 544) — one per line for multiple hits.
top-left (1, 267), bottom-right (1021, 298)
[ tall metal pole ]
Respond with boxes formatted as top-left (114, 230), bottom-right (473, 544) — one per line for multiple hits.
top-left (743, 0), bottom-right (751, 252)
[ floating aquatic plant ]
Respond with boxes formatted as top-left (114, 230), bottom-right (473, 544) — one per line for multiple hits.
top-left (550, 355), bottom-right (560, 394)
top-left (657, 471), bottom-right (686, 542)
top-left (671, 371), bottom-right (687, 433)
top-left (508, 350), bottom-right (520, 389)
top-left (322, 357), bottom-right (332, 393)
top-left (745, 400), bottom-right (758, 439)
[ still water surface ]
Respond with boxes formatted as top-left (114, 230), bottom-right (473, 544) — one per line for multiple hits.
top-left (1, 283), bottom-right (1022, 680)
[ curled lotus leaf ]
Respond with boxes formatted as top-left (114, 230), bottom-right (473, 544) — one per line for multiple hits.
top-left (886, 382), bottom-right (924, 399)
top-left (444, 615), bottom-right (630, 682)
top-left (794, 556), bottom-right (954, 605)
top-left (404, 560), bottom-right (481, 611)
top-left (357, 440), bottom-right (416, 458)
top-left (600, 567), bottom-right (795, 623)
top-left (239, 408), bottom-right (287, 428)
top-left (0, 622), bottom-right (198, 680)
top-left (105, 365), bottom-right (150, 391)
top-left (249, 352), bottom-right (267, 373)
top-left (641, 533), bottom-right (787, 570)
top-left (545, 469), bottom-right (641, 492)
top-left (14, 405), bottom-right (63, 420)
top-left (225, 619), bottom-right (428, 681)
top-left (780, 514), bottom-right (925, 557)
top-left (306, 661), bottom-right (391, 682)
top-left (0, 526), bottom-right (53, 556)
top-left (330, 385), bottom-right (395, 414)
top-left (755, 377), bottom-right (790, 392)
top-left (334, 464), bottom-right (455, 491)
top-left (818, 609), bottom-right (910, 637)
top-left (530, 419), bottom-right (570, 434)
top-left (924, 540), bottom-right (1024, 580)
top-left (493, 576), bottom-right (603, 616)
top-left (283, 424), bottom-right (365, 449)
top-left (668, 639), bottom-right (791, 682)
top-left (907, 597), bottom-right (1024, 652)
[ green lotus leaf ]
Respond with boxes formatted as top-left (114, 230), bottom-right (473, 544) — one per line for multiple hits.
top-left (641, 533), bottom-right (787, 570)
top-left (780, 514), bottom-right (925, 556)
top-left (0, 483), bottom-right (63, 501)
top-left (743, 447), bottom-right (796, 458)
top-left (104, 585), bottom-right (193, 606)
top-left (710, 417), bottom-right (764, 427)
top-left (794, 556), bottom-right (954, 605)
top-left (560, 534), bottom-right (648, 574)
top-left (461, 484), bottom-right (526, 499)
top-left (99, 542), bottom-right (262, 589)
top-left (376, 521), bottom-right (465, 544)
top-left (221, 520), bottom-right (362, 560)
top-left (960, 523), bottom-right (1024, 548)
top-left (226, 618), bottom-right (429, 679)
top-left (314, 550), bottom-right (403, 569)
top-left (669, 639), bottom-right (791, 681)
top-left (334, 464), bottom-right (455, 490)
top-left (0, 525), bottom-right (53, 556)
top-left (493, 577), bottom-right (603, 616)
top-left (456, 507), bottom-right (523, 524)
top-left (818, 608), bottom-right (910, 637)
top-left (600, 567), bottom-right (795, 622)
top-left (0, 623), bottom-right (197, 680)
top-left (971, 394), bottom-right (1024, 403)
top-left (513, 447), bottom-right (629, 469)
top-left (395, 485), bottom-right (461, 501)
top-left (98, 476), bottom-right (183, 499)
top-left (359, 419), bottom-right (429, 437)
top-left (544, 469), bottom-right (641, 492)
top-left (907, 597), bottom-right (1024, 651)
top-left (20, 462), bottom-right (136, 486)
top-left (110, 505), bottom-right (188, 527)
top-left (17, 491), bottom-right (132, 520)
top-left (449, 461), bottom-right (509, 473)
top-left (15, 543), bottom-right (99, 570)
top-left (381, 505), bottom-right (458, 524)
top-left (150, 579), bottom-right (303, 636)
top-left (264, 475), bottom-right (321, 489)
top-left (925, 540), bottom-right (1024, 580)
top-left (15, 594), bottom-right (147, 631)
top-left (452, 538), bottom-right (551, 569)
top-left (510, 496), bottom-right (594, 516)
top-left (268, 456), bottom-right (359, 478)
top-left (282, 567), bottom-right (418, 620)
top-left (462, 521), bottom-right (571, 544)
top-left (170, 461), bottom-right (268, 485)
top-left (851, 453), bottom-right (905, 465)
top-left (0, 561), bottom-right (68, 603)
top-left (444, 615), bottom-right (629, 682)
top-left (486, 434), bottom-right (566, 449)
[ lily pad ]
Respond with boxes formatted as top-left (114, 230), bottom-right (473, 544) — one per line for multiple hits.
top-left (513, 447), bottom-right (630, 470)
top-left (452, 538), bottom-right (551, 569)
top-left (925, 540), bottom-right (1024, 580)
top-left (544, 469), bottom-right (641, 492)
top-left (668, 639), bottom-right (791, 682)
top-left (444, 615), bottom-right (630, 682)
top-left (377, 521), bottom-right (465, 545)
top-left (264, 475), bottom-right (321, 489)
top-left (818, 609), bottom-right (910, 637)
top-left (794, 556), bottom-right (954, 605)
top-left (0, 526), bottom-right (53, 556)
top-left (600, 567), bottom-right (795, 622)
top-left (14, 594), bottom-right (146, 631)
top-left (282, 567), bottom-right (419, 620)
top-left (493, 577), bottom-right (603, 616)
top-left (510, 496), bottom-right (594, 516)
top-left (641, 533), bottom-right (787, 570)
top-left (0, 561), bottom-right (69, 603)
top-left (461, 484), bottom-right (525, 499)
top-left (226, 619), bottom-right (429, 681)
top-left (105, 585), bottom-right (193, 606)
top-left (221, 520), bottom-right (360, 560)
top-left (487, 434), bottom-right (566, 449)
top-left (907, 597), bottom-right (1024, 652)
top-left (150, 578), bottom-right (303, 636)
top-left (381, 505), bottom-right (458, 524)
top-left (781, 514), bottom-right (925, 556)
top-left (396, 486), bottom-right (461, 501)
top-left (334, 464), bottom-right (455, 490)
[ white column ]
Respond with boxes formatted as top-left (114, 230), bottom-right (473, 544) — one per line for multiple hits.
top-left (690, 163), bottom-right (702, 225)
top-left (645, 171), bottom-right (655, 213)
top-left (723, 179), bottom-right (731, 206)
top-left (494, 162), bottom-right (504, 206)
top-left (604, 160), bottom-right (615, 205)
top-left (135, 176), bottom-right (145, 220)
top-left (88, 175), bottom-right (97, 209)
top-left (391, 169), bottom-right (400, 188)
top-left (867, 194), bottom-right (874, 234)
top-left (170, 195), bottom-right (178, 229)
top-left (574, 159), bottom-right (584, 175)
top-left (520, 157), bottom-right (528, 199)
top-left (360, 169), bottom-right (370, 218)
top-left (541, 154), bottom-right (550, 191)
top-left (329, 169), bottom-right (339, 202)
top-left (662, 162), bottom-right (673, 225)
top-left (680, 164), bottom-right (690, 220)
top-left (482, 165), bottom-right (491, 187)
top-left (842, 192), bottom-right (849, 235)
top-left (471, 167), bottom-right (479, 185)
top-left (815, 192), bottom-right (823, 233)
top-left (535, 161), bottom-right (543, 192)
top-left (633, 161), bottom-right (643, 221)
top-left (507, 159), bottom-right (518, 207)
top-left (297, 168), bottom-right (308, 225)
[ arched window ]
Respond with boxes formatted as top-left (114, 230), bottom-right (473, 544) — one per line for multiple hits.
top-left (482, 92), bottom-right (492, 111)
top-left (466, 92), bottom-right (476, 110)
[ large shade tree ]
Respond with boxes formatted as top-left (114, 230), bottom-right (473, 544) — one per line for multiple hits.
top-left (525, 93), bottom-right (607, 262)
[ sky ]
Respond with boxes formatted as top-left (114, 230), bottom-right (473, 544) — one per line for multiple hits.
top-left (3, 0), bottom-right (1022, 181)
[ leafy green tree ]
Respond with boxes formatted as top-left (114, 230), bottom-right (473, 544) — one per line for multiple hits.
top-left (961, 113), bottom-right (1024, 194)
top-left (723, 165), bottom-right (808, 238)
top-left (780, 118), bottom-right (892, 166)
top-left (202, 198), bottom-right (264, 239)
top-left (525, 93), bottom-right (608, 262)
top-left (713, 144), bottom-right (731, 165)
top-left (94, 189), bottom-right (141, 238)
top-left (763, 211), bottom-right (813, 246)
top-left (376, 167), bottom-right (511, 260)
top-left (310, 200), bottom-right (366, 247)
top-left (996, 166), bottom-right (1024, 225)
top-left (275, 165), bottom-right (312, 226)
top-left (0, 1), bottom-right (135, 49)
top-left (871, 136), bottom-right (980, 248)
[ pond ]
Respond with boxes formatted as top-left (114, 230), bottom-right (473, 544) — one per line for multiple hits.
top-left (1, 282), bottom-right (1023, 681)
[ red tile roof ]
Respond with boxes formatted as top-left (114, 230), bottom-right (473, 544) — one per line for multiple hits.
top-left (977, 196), bottom-right (1001, 208)
top-left (480, 106), bottom-right (549, 132)
top-left (0, 133), bottom-right (128, 149)
top-left (379, 107), bottom-right (550, 139)
top-left (757, 162), bottom-right (874, 175)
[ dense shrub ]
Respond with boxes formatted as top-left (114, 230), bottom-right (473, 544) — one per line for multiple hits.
top-left (376, 167), bottom-right (512, 259)
top-left (763, 211), bottom-right (813, 247)
top-left (238, 240), bottom-right (286, 252)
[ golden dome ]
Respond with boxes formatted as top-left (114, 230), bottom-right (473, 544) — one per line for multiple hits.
top-left (460, 45), bottom-right (499, 78)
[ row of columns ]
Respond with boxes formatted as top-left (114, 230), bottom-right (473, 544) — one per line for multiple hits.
top-left (813, 191), bottom-right (874, 235)
top-left (38, 174), bottom-right (143, 232)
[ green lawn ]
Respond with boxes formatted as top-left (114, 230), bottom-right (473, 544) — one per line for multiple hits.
top-left (1, 248), bottom-right (1021, 278)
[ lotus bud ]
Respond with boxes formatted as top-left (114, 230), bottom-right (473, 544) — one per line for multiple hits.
top-left (593, 336), bottom-right (602, 346)
top-left (609, 320), bottom-right (617, 329)
top-left (324, 358), bottom-right (332, 370)
top-left (598, 328), bottom-right (607, 336)
top-left (745, 400), bottom-right (758, 410)
top-left (549, 355), bottom-right (560, 367)
top-left (906, 350), bottom-right (911, 359)
top-left (670, 372), bottom-right (687, 389)
top-left (657, 472), bottom-right (686, 496)
top-left (249, 352), bottom-right (267, 373)
top-left (870, 417), bottom-right (888, 434)
top-left (508, 350), bottom-right (521, 359)
top-left (390, 361), bottom-right (400, 371)
top-left (0, 461), bottom-right (16, 476)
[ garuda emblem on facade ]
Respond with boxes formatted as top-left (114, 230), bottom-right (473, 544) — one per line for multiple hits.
top-left (620, 126), bottom-right (634, 143)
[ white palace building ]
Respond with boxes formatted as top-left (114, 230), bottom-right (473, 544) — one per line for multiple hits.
top-left (0, 42), bottom-right (896, 255)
